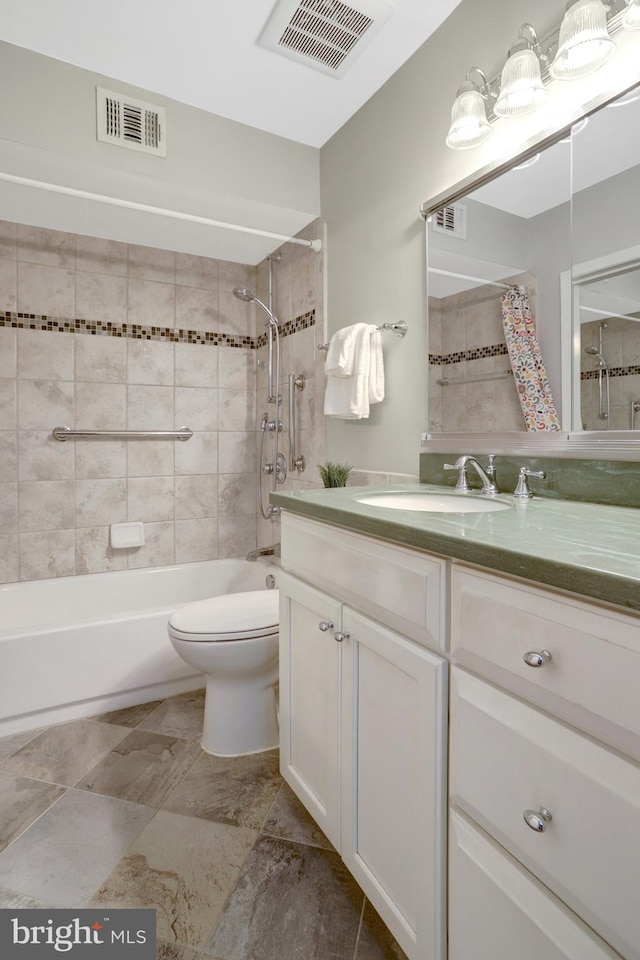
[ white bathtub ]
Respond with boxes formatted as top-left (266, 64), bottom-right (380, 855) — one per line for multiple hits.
top-left (0, 559), bottom-right (272, 737)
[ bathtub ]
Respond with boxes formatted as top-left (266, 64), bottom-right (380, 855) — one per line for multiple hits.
top-left (0, 559), bottom-right (272, 737)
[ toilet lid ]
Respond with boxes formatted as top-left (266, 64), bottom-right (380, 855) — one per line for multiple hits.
top-left (168, 589), bottom-right (279, 640)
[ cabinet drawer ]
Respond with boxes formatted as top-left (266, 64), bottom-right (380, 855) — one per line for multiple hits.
top-left (451, 564), bottom-right (640, 761)
top-left (450, 668), bottom-right (640, 960)
top-left (281, 513), bottom-right (446, 649)
top-left (449, 810), bottom-right (621, 960)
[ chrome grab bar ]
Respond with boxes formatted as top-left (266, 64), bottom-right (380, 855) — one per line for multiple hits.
top-left (288, 374), bottom-right (306, 473)
top-left (53, 426), bottom-right (193, 441)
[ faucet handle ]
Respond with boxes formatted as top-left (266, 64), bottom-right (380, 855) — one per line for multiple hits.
top-left (513, 467), bottom-right (546, 500)
top-left (443, 460), bottom-right (471, 492)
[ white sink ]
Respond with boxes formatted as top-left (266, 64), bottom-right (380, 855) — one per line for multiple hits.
top-left (356, 492), bottom-right (511, 514)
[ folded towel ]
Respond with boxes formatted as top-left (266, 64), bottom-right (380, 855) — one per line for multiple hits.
top-left (324, 323), bottom-right (369, 377)
top-left (368, 330), bottom-right (384, 404)
top-left (324, 324), bottom-right (373, 418)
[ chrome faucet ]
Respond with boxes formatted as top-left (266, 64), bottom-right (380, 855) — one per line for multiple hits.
top-left (246, 543), bottom-right (281, 561)
top-left (443, 455), bottom-right (499, 496)
top-left (512, 467), bottom-right (546, 500)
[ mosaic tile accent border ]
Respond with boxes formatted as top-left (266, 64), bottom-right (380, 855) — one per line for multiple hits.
top-left (581, 364), bottom-right (640, 380)
top-left (429, 343), bottom-right (509, 365)
top-left (0, 309), bottom-right (315, 349)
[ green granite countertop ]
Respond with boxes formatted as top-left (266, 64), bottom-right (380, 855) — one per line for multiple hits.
top-left (271, 483), bottom-right (640, 613)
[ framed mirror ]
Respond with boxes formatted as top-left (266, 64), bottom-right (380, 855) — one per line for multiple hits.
top-left (424, 79), bottom-right (640, 450)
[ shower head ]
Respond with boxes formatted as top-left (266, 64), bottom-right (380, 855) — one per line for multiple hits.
top-left (233, 287), bottom-right (255, 302)
top-left (585, 346), bottom-right (600, 355)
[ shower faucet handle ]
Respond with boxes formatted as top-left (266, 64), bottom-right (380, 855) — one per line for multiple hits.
top-left (513, 467), bottom-right (546, 500)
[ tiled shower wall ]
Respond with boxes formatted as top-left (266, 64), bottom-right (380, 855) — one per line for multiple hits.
top-left (427, 272), bottom-right (537, 433)
top-left (0, 219), bottom-right (326, 582)
top-left (580, 316), bottom-right (640, 431)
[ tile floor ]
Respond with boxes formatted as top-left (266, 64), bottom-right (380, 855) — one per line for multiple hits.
top-left (0, 690), bottom-right (407, 959)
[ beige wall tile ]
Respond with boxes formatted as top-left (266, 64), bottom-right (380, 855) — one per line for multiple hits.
top-left (218, 474), bottom-right (256, 517)
top-left (175, 432), bottom-right (218, 475)
top-left (0, 221), bottom-right (17, 260)
top-left (218, 348), bottom-right (253, 390)
top-left (175, 285), bottom-right (219, 332)
top-left (175, 475), bottom-right (218, 520)
top-left (0, 258), bottom-right (17, 311)
top-left (127, 521), bottom-right (174, 569)
top-left (0, 534), bottom-right (18, 582)
top-left (75, 336), bottom-right (127, 383)
top-left (128, 278), bottom-right (175, 328)
top-left (18, 480), bottom-right (75, 533)
top-left (0, 329), bottom-right (16, 377)
top-left (76, 526), bottom-right (128, 575)
top-left (175, 253), bottom-right (220, 290)
top-left (126, 439), bottom-right (175, 478)
top-left (75, 272), bottom-right (127, 324)
top-left (17, 329), bottom-right (74, 381)
top-left (74, 439), bottom-right (126, 480)
top-left (75, 479), bottom-right (127, 527)
top-left (0, 432), bottom-right (17, 481)
top-left (127, 385), bottom-right (174, 431)
top-left (17, 226), bottom-right (75, 268)
top-left (75, 236), bottom-right (127, 276)
top-left (127, 340), bottom-right (174, 386)
top-left (0, 379), bottom-right (16, 430)
top-left (19, 530), bottom-right (75, 580)
top-left (18, 431), bottom-right (74, 481)
top-left (74, 382), bottom-right (126, 431)
top-left (0, 482), bottom-right (17, 532)
top-left (127, 477), bottom-right (174, 523)
top-left (18, 380), bottom-right (73, 431)
top-left (128, 245), bottom-right (176, 283)
top-left (218, 432), bottom-right (256, 475)
top-left (217, 516), bottom-right (256, 558)
top-left (175, 387), bottom-right (218, 432)
top-left (218, 389), bottom-right (254, 431)
top-left (175, 518), bottom-right (218, 563)
top-left (17, 263), bottom-right (75, 317)
top-left (175, 344), bottom-right (218, 388)
top-left (217, 289), bottom-right (254, 337)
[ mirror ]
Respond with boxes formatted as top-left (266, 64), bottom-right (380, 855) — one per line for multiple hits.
top-left (425, 80), bottom-right (640, 438)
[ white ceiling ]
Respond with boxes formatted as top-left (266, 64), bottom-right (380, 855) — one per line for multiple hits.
top-left (0, 0), bottom-right (464, 148)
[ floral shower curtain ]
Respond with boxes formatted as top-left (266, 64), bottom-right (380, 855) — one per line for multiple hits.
top-left (501, 286), bottom-right (561, 431)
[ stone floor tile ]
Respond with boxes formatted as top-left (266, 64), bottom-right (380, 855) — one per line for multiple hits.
top-left (0, 770), bottom-right (66, 853)
top-left (136, 690), bottom-right (206, 740)
top-left (202, 835), bottom-right (364, 960)
top-left (0, 728), bottom-right (43, 761)
top-left (76, 730), bottom-right (201, 808)
top-left (355, 900), bottom-right (408, 960)
top-left (92, 700), bottom-right (164, 727)
top-left (158, 940), bottom-right (206, 960)
top-left (88, 810), bottom-right (257, 950)
top-left (260, 782), bottom-right (333, 850)
top-left (0, 789), bottom-right (155, 906)
top-left (0, 887), bottom-right (45, 908)
top-left (0, 719), bottom-right (130, 786)
top-left (161, 749), bottom-right (281, 829)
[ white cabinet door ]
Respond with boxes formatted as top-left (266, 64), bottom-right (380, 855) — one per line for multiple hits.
top-left (449, 810), bottom-right (622, 960)
top-left (278, 572), bottom-right (343, 848)
top-left (341, 608), bottom-right (448, 960)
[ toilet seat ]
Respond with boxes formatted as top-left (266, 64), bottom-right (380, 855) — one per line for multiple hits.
top-left (168, 589), bottom-right (279, 643)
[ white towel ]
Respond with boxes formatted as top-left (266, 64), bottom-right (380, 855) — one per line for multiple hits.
top-left (368, 330), bottom-right (384, 404)
top-left (324, 323), bottom-right (368, 377)
top-left (324, 324), bottom-right (380, 419)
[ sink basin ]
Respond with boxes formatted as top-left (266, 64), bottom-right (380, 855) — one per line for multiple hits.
top-left (356, 492), bottom-right (511, 514)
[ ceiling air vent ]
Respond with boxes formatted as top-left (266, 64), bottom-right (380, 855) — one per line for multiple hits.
top-left (432, 204), bottom-right (467, 240)
top-left (96, 88), bottom-right (166, 157)
top-left (258, 0), bottom-right (394, 77)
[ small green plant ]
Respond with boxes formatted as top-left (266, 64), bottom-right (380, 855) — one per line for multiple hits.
top-left (318, 461), bottom-right (353, 488)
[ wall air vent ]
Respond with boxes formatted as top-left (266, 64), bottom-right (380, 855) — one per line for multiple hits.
top-left (258, 0), bottom-right (394, 77)
top-left (432, 204), bottom-right (467, 240)
top-left (96, 88), bottom-right (166, 157)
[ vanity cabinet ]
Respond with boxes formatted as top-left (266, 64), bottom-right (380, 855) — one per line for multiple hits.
top-left (279, 514), bottom-right (448, 960)
top-left (450, 563), bottom-right (640, 960)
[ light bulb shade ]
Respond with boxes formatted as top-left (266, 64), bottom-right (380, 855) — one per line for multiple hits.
top-left (623, 0), bottom-right (640, 30)
top-left (494, 48), bottom-right (548, 117)
top-left (550, 0), bottom-right (615, 80)
top-left (445, 90), bottom-right (492, 149)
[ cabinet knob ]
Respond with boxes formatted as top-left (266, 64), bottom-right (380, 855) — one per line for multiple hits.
top-left (523, 649), bottom-right (552, 668)
top-left (523, 807), bottom-right (552, 832)
top-left (318, 621), bottom-right (334, 632)
top-left (334, 631), bottom-right (351, 643)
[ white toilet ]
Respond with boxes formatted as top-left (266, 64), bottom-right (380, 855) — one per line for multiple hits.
top-left (167, 589), bottom-right (279, 757)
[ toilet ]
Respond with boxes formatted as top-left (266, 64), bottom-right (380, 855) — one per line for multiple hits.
top-left (167, 589), bottom-right (279, 757)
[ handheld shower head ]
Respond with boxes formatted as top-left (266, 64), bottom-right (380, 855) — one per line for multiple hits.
top-left (585, 346), bottom-right (600, 355)
top-left (233, 287), bottom-right (255, 302)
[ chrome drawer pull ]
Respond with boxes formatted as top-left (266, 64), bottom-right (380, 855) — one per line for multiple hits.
top-left (334, 631), bottom-right (351, 643)
top-left (523, 649), bottom-right (552, 668)
top-left (318, 621), bottom-right (334, 632)
top-left (523, 807), bottom-right (552, 832)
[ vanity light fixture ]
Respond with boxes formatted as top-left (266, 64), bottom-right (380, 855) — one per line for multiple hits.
top-left (623, 0), bottom-right (640, 29)
top-left (494, 24), bottom-right (547, 117)
top-left (445, 68), bottom-right (492, 150)
top-left (550, 0), bottom-right (615, 80)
